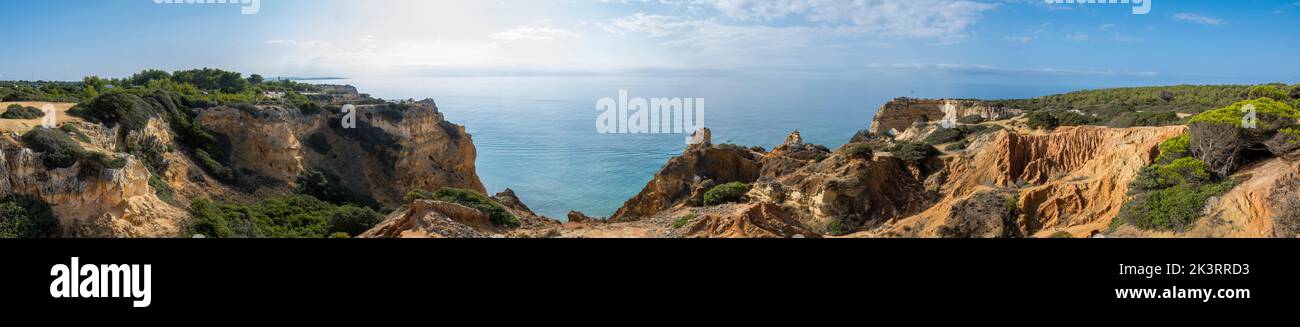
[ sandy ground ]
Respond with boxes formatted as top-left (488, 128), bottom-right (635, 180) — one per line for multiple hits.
top-left (0, 101), bottom-right (82, 134)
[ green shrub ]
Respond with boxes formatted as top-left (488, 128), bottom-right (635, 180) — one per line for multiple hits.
top-left (1107, 111), bottom-right (1179, 128)
top-left (1049, 231), bottom-right (1074, 238)
top-left (195, 149), bottom-right (234, 181)
top-left (329, 232), bottom-right (351, 239)
top-left (187, 195), bottom-right (374, 238)
top-left (1025, 111), bottom-right (1059, 130)
top-left (673, 214), bottom-right (697, 229)
top-left (1118, 180), bottom-right (1236, 231)
top-left (305, 133), bottom-right (331, 154)
top-left (923, 127), bottom-right (965, 145)
top-left (957, 115), bottom-right (985, 124)
top-left (59, 124), bottom-right (92, 142)
top-left (81, 92), bottom-right (156, 130)
top-left (329, 205), bottom-right (384, 236)
top-left (1247, 85), bottom-right (1289, 102)
top-left (888, 142), bottom-right (939, 163)
top-left (296, 169), bottom-right (377, 209)
top-left (0, 194), bottom-right (60, 238)
top-left (1189, 98), bottom-right (1298, 127)
top-left (434, 188), bottom-right (520, 228)
top-left (1155, 133), bottom-right (1191, 164)
top-left (1, 104), bottom-right (43, 119)
top-left (1056, 111), bottom-right (1101, 126)
top-left (842, 143), bottom-right (873, 159)
top-left (1132, 158), bottom-right (1213, 191)
top-left (21, 127), bottom-right (86, 169)
top-left (827, 221), bottom-right (848, 236)
top-left (149, 174), bottom-right (175, 203)
top-left (703, 182), bottom-right (750, 206)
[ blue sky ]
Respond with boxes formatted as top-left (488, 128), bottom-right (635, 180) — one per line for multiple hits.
top-left (0, 0), bottom-right (1297, 86)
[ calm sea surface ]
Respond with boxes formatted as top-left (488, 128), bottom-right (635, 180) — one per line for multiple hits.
top-left (313, 75), bottom-right (1078, 219)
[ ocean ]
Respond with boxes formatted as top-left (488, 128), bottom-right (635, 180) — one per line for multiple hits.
top-left (312, 74), bottom-right (1081, 219)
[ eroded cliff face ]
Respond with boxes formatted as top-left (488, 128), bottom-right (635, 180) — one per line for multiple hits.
top-left (869, 98), bottom-right (1021, 136)
top-left (198, 102), bottom-right (485, 206)
top-left (610, 129), bottom-right (761, 222)
top-left (870, 126), bottom-right (1187, 238)
top-left (0, 135), bottom-right (185, 237)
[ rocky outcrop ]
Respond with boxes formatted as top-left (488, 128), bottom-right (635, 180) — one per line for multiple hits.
top-left (873, 126), bottom-right (1186, 237)
top-left (869, 98), bottom-right (1021, 136)
top-left (610, 128), bottom-right (762, 221)
top-left (0, 137), bottom-right (185, 237)
top-left (359, 200), bottom-right (493, 238)
top-left (679, 203), bottom-right (817, 238)
top-left (198, 101), bottom-right (485, 206)
top-left (493, 188), bottom-right (560, 228)
top-left (750, 150), bottom-right (932, 234)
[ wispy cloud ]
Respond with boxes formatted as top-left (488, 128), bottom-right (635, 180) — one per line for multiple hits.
top-left (489, 21), bottom-right (579, 42)
top-left (1173, 13), bottom-right (1226, 26)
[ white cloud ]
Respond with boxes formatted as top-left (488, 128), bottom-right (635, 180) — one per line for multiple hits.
top-left (1065, 32), bottom-right (1088, 42)
top-left (1004, 35), bottom-right (1034, 43)
top-left (1173, 13), bottom-right (1226, 26)
top-left (489, 21), bottom-right (580, 42)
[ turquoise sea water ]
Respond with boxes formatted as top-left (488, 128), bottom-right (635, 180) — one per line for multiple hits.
top-left (314, 75), bottom-right (1079, 219)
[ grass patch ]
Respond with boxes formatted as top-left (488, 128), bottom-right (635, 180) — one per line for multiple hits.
top-left (673, 214), bottom-right (697, 229)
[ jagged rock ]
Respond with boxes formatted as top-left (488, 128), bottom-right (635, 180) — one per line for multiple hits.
top-left (567, 210), bottom-right (600, 223)
top-left (610, 142), bottom-right (760, 222)
top-left (679, 203), bottom-right (818, 238)
top-left (876, 126), bottom-right (1186, 238)
top-left (936, 192), bottom-right (1022, 238)
top-left (494, 188), bottom-right (560, 228)
top-left (360, 200), bottom-right (492, 238)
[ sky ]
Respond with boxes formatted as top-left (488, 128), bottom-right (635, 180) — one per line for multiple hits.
top-left (0, 0), bottom-right (1297, 86)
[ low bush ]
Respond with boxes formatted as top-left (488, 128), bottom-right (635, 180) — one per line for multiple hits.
top-left (1107, 111), bottom-right (1179, 128)
top-left (1025, 111), bottom-right (1059, 130)
top-left (888, 142), bottom-right (939, 163)
top-left (1, 104), bottom-right (43, 119)
top-left (703, 182), bottom-right (750, 206)
top-left (0, 194), bottom-right (60, 238)
top-left (1247, 85), bottom-right (1289, 102)
top-left (673, 214), bottom-right (697, 229)
top-left (432, 188), bottom-right (520, 228)
top-left (296, 169), bottom-right (378, 209)
top-left (21, 127), bottom-right (85, 169)
top-left (329, 205), bottom-right (385, 236)
top-left (1155, 133), bottom-right (1191, 164)
top-left (187, 195), bottom-right (385, 238)
top-left (305, 133), bottom-right (331, 154)
top-left (923, 127), bottom-right (965, 145)
top-left (842, 143), bottom-right (873, 159)
top-left (1117, 179), bottom-right (1237, 231)
top-left (195, 149), bottom-right (234, 181)
top-left (957, 115), bottom-right (985, 124)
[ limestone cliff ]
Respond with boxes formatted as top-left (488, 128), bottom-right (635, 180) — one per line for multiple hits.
top-left (869, 98), bottom-right (1021, 136)
top-left (0, 131), bottom-right (185, 237)
top-left (198, 101), bottom-right (485, 206)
